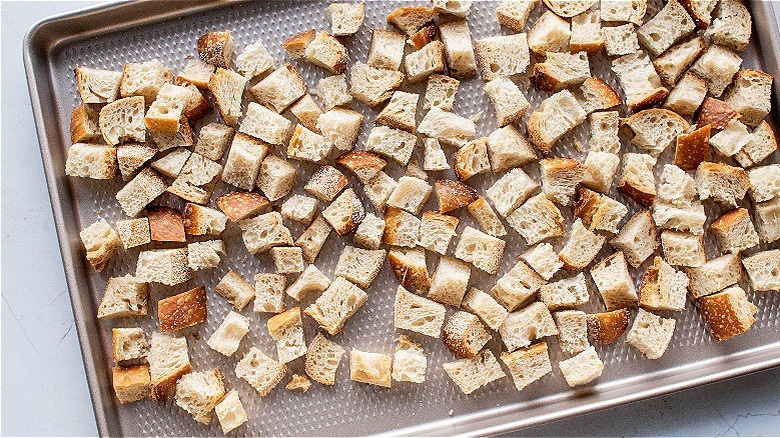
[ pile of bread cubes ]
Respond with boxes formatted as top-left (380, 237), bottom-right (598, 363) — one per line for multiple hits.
top-left (64, 0), bottom-right (778, 433)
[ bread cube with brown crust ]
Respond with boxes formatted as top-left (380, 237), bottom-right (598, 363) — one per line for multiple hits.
top-left (147, 206), bottom-right (186, 243)
top-left (158, 286), bottom-right (207, 333)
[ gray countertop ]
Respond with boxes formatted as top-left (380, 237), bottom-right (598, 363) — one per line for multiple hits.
top-left (2, 1), bottom-right (779, 436)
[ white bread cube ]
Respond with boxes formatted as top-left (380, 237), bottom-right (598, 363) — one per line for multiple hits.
top-left (532, 51), bottom-right (591, 92)
top-left (144, 83), bottom-right (189, 133)
top-left (428, 256), bottom-right (471, 307)
top-left (653, 36), bottom-right (705, 85)
top-left (424, 74), bottom-right (460, 111)
top-left (350, 349), bottom-right (392, 388)
top-left (383, 206), bottom-right (420, 248)
top-left (296, 215), bottom-right (333, 264)
top-left (492, 260), bottom-right (545, 311)
top-left (664, 72), bottom-right (707, 116)
top-left (690, 45), bottom-right (742, 97)
top-left (334, 246), bottom-right (386, 288)
top-left (639, 256), bottom-right (689, 311)
top-left (467, 197), bottom-right (507, 237)
top-left (706, 0), bottom-right (752, 52)
top-left (328, 2), bottom-right (365, 35)
top-left (610, 210), bottom-right (658, 268)
top-left (305, 333), bottom-right (344, 385)
top-left (366, 125), bottom-right (417, 165)
top-left (404, 41), bottom-right (447, 83)
top-left (418, 106), bottom-right (476, 147)
top-left (520, 243), bottom-right (563, 280)
top-left (600, 0), bottom-right (646, 24)
top-left (418, 211), bottom-right (458, 255)
top-left (174, 370), bottom-right (225, 424)
top-left (611, 51), bottom-right (668, 111)
top-left (742, 250), bottom-right (780, 292)
top-left (386, 176), bottom-right (432, 215)
top-left (364, 171), bottom-right (397, 212)
top-left (135, 248), bottom-right (191, 286)
top-left (710, 119), bottom-right (751, 157)
top-left (443, 311), bottom-right (491, 358)
top-left (257, 154), bottom-right (296, 202)
top-left (486, 167), bottom-right (538, 217)
top-left (148, 332), bottom-right (190, 403)
top-left (748, 164), bottom-right (780, 203)
top-left (506, 194), bottom-right (565, 245)
top-left (80, 218), bottom-right (121, 272)
top-left (527, 90), bottom-right (586, 154)
top-left (570, 9), bottom-right (604, 54)
top-left (577, 77), bottom-right (622, 115)
top-left (304, 277), bottom-right (367, 335)
top-left (349, 62), bottom-right (404, 107)
top-left (98, 275), bottom-right (148, 319)
top-left (250, 65), bottom-right (306, 114)
top-left (119, 59), bottom-right (173, 103)
top-left (558, 346), bottom-right (604, 386)
top-left (112, 327), bottom-right (149, 363)
top-left (116, 218), bottom-right (151, 249)
top-left (497, 0), bottom-right (539, 30)
top-left (116, 142), bottom-right (157, 181)
top-left (755, 197), bottom-right (780, 244)
top-left (182, 203), bottom-right (226, 236)
top-left (709, 208), bottom-right (759, 254)
top-left (150, 147), bottom-right (190, 179)
top-left (656, 164), bottom-right (697, 208)
top-left (290, 94), bottom-right (323, 132)
top-left (487, 124), bottom-right (536, 173)
top-left (484, 77), bottom-right (530, 127)
top-left (287, 124), bottom-right (331, 163)
top-left (303, 31), bottom-right (348, 75)
top-left (208, 68), bottom-right (247, 126)
top-left (462, 288), bottom-right (508, 331)
top-left (590, 252), bottom-right (638, 311)
top-left (281, 195), bottom-right (319, 224)
top-left (540, 157), bottom-right (585, 206)
top-left (187, 240), bottom-right (226, 271)
top-left (698, 285), bottom-right (757, 341)
top-left (637, 0), bottom-right (695, 56)
top-left (438, 19), bottom-right (478, 78)
top-left (268, 307), bottom-right (307, 363)
top-left (99, 96), bottom-right (146, 145)
top-left (167, 153), bottom-right (222, 205)
top-left (240, 102), bottom-right (291, 145)
top-left (388, 247), bottom-right (430, 292)
top-left (317, 107), bottom-right (363, 152)
top-left (539, 273), bottom-right (589, 310)
top-left (270, 246), bottom-right (304, 274)
top-left (423, 137), bottom-right (450, 171)
top-left (527, 11), bottom-right (571, 55)
top-left (695, 161), bottom-right (749, 208)
top-left (215, 270), bottom-right (255, 311)
top-left (353, 213), bottom-right (385, 249)
top-left (602, 23), bottom-right (639, 56)
top-left (207, 311), bottom-right (250, 357)
top-left (367, 29), bottom-right (405, 70)
top-left (395, 285), bottom-right (446, 337)
top-left (582, 151), bottom-right (620, 194)
top-left (474, 33), bottom-right (530, 82)
top-left (376, 91), bottom-right (418, 132)
top-left (235, 347), bottom-right (286, 396)
top-left (624, 109), bottom-right (690, 157)
top-left (69, 104), bottom-right (102, 143)
top-left (617, 153), bottom-right (656, 206)
top-left (660, 230), bottom-right (705, 268)
top-left (443, 349), bottom-right (505, 395)
top-left (588, 111), bottom-right (620, 154)
top-left (651, 201), bottom-right (707, 235)
top-left (736, 121), bottom-right (778, 168)
top-left (285, 264), bottom-right (330, 302)
top-left (724, 69), bottom-right (772, 127)
top-left (554, 310), bottom-right (589, 354)
top-left (75, 66), bottom-right (121, 103)
top-left (254, 273), bottom-right (286, 313)
top-left (432, 0), bottom-right (471, 16)
top-left (684, 254), bottom-right (742, 298)
top-left (65, 143), bottom-right (117, 180)
top-left (316, 74), bottom-right (352, 110)
top-left (304, 165), bottom-right (349, 202)
top-left (500, 341), bottom-right (552, 391)
top-left (455, 226), bottom-right (506, 275)
top-left (453, 138), bottom-right (491, 181)
top-left (627, 309), bottom-right (676, 359)
top-left (214, 389), bottom-right (247, 434)
top-left (558, 219), bottom-right (605, 271)
top-left (392, 336), bottom-right (427, 384)
top-left (499, 301), bottom-right (558, 351)
top-left (239, 211), bottom-right (293, 254)
top-left (235, 39), bottom-right (274, 79)
top-left (322, 188), bottom-right (365, 235)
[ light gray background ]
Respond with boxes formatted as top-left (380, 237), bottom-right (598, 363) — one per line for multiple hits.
top-left (2, 1), bottom-right (779, 436)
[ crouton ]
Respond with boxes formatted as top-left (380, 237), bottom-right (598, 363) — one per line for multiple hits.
top-left (532, 51), bottom-right (590, 92)
top-left (392, 336), bottom-right (427, 384)
top-left (506, 193), bottom-right (565, 245)
top-left (234, 39), bottom-right (274, 79)
top-left (221, 133), bottom-right (269, 190)
top-left (735, 121), bottom-right (778, 168)
top-left (367, 29), bottom-right (405, 70)
top-left (706, 0), bottom-right (752, 52)
top-left (690, 45), bottom-right (742, 97)
top-left (257, 155), bottom-right (296, 202)
top-left (602, 23), bottom-right (640, 56)
top-left (208, 68), bottom-right (247, 126)
top-left (558, 219), bottom-right (605, 271)
top-left (491, 260), bottom-right (545, 311)
top-left (423, 138), bottom-right (450, 171)
top-left (588, 111), bottom-right (620, 154)
top-left (610, 51), bottom-right (668, 111)
top-left (405, 41), bottom-right (447, 83)
top-left (285, 265), bottom-right (330, 302)
top-left (454, 226), bottom-right (506, 275)
top-left (388, 247), bottom-right (430, 291)
top-left (322, 188), bottom-right (365, 235)
top-left (527, 90), bottom-right (586, 154)
top-left (97, 275), bottom-right (148, 319)
top-left (167, 153), bottom-right (222, 205)
top-left (239, 211), bottom-right (293, 254)
top-left (653, 37), bottom-right (705, 85)
top-left (710, 119), bottom-right (751, 157)
top-left (443, 311), bottom-right (491, 359)
top-left (364, 171), bottom-right (398, 212)
top-left (586, 308), bottom-right (630, 344)
top-left (115, 143), bottom-right (156, 181)
top-left (250, 65), bottom-right (306, 114)
top-left (207, 311), bottom-right (250, 357)
top-left (387, 6), bottom-right (438, 36)
top-left (709, 209), bottom-right (760, 254)
top-left (755, 198), bottom-right (780, 244)
top-left (486, 124), bottom-right (536, 173)
top-left (474, 33), bottom-right (530, 82)
top-left (724, 69), bottom-right (773, 127)
top-left (328, 2), bottom-right (365, 35)
top-left (148, 332), bottom-right (190, 402)
top-left (99, 96), bottom-right (146, 145)
top-left (366, 125), bottom-right (418, 165)
top-left (376, 91), bottom-right (419, 132)
top-left (610, 210), bottom-right (658, 268)
top-left (215, 191), bottom-right (271, 222)
top-left (600, 0), bottom-right (647, 25)
top-left (554, 310), bottom-right (589, 355)
top-left (520, 243), bottom-right (563, 280)
top-left (539, 273), bottom-right (590, 310)
top-left (697, 285), bottom-right (757, 340)
top-left (424, 74), bottom-right (460, 111)
top-left (290, 94), bottom-right (323, 132)
top-left (637, 0), bottom-right (695, 56)
top-left (119, 59), bottom-right (173, 103)
top-left (742, 250), bottom-right (780, 292)
top-left (570, 9), bottom-right (604, 54)
top-left (417, 211), bottom-right (459, 255)
top-left (349, 62), bottom-right (404, 107)
top-left (395, 285), bottom-right (446, 337)
top-left (281, 195), bottom-right (319, 225)
top-left (496, 0), bottom-right (539, 31)
top-left (269, 246), bottom-right (304, 275)
top-left (484, 77), bottom-right (530, 126)
top-left (639, 256), bottom-right (689, 311)
top-left (112, 366), bottom-right (151, 404)
top-left (267, 307), bottom-right (307, 363)
top-left (214, 390), bottom-right (247, 434)
top-left (748, 164), bottom-right (780, 203)
top-left (527, 11), bottom-right (571, 55)
top-left (674, 123), bottom-right (710, 171)
top-left (187, 240), bottom-right (226, 271)
top-left (428, 256), bottom-right (471, 307)
top-left (660, 230), bottom-right (705, 268)
top-left (617, 153), bottom-right (657, 206)
top-left (65, 143), bottom-right (117, 180)
top-left (685, 254), bottom-right (742, 299)
top-left (590, 252), bottom-right (638, 311)
top-left (468, 197), bottom-right (507, 237)
top-left (305, 277), bottom-right (368, 335)
top-left (235, 347), bottom-right (286, 396)
top-left (453, 138), bottom-right (491, 181)
top-left (317, 108), bottom-right (364, 152)
top-left (157, 287), bottom-right (207, 333)
top-left (75, 66), bottom-right (122, 104)
top-left (443, 349), bottom-right (505, 394)
top-left (304, 333), bottom-right (345, 386)
top-left (499, 301), bottom-right (558, 351)
top-left (438, 19), bottom-right (478, 78)
top-left (417, 106), bottom-right (476, 147)
top-left (215, 270), bottom-right (256, 311)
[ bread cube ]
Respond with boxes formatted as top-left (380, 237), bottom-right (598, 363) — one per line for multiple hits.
top-left (149, 147), bottom-right (189, 179)
top-left (651, 201), bottom-right (707, 235)
top-left (554, 310), bottom-right (589, 355)
top-left (587, 307), bottom-right (630, 345)
top-left (418, 106), bottom-right (476, 147)
top-left (617, 153), bottom-right (656, 206)
top-left (697, 285), bottom-right (757, 341)
top-left (484, 77), bottom-right (530, 126)
top-left (235, 347), bottom-right (286, 396)
top-left (540, 157), bottom-right (585, 206)
top-left (80, 218), bottom-right (121, 271)
top-left (454, 226), bottom-right (506, 275)
top-left (147, 206), bottom-right (185, 243)
top-left (314, 109), bottom-right (362, 155)
top-left (115, 142), bottom-right (156, 181)
top-left (467, 197), bottom-right (506, 237)
top-left (221, 133), bottom-right (268, 190)
top-left (443, 349), bottom-right (505, 394)
top-left (349, 62), bottom-right (404, 107)
top-left (627, 308), bottom-right (674, 357)
top-left (709, 119), bottom-right (751, 157)
top-left (709, 209), bottom-right (760, 254)
top-left (70, 104), bottom-right (102, 144)
top-left (532, 51), bottom-right (591, 91)
top-left (215, 270), bottom-right (255, 311)
top-left (486, 168), bottom-right (538, 217)
top-left (664, 72), bottom-right (708, 117)
top-left (388, 248), bottom-right (430, 291)
top-left (496, 0), bottom-right (538, 31)
top-left (254, 273), bottom-right (287, 313)
top-left (167, 153), bottom-right (221, 204)
top-left (637, 0), bottom-right (695, 56)
top-left (559, 346), bottom-right (604, 387)
top-left (499, 301), bottom-right (558, 351)
top-left (97, 275), bottom-right (148, 319)
top-left (285, 265), bottom-right (330, 303)
top-left (366, 125), bottom-right (417, 166)
top-left (748, 164), bottom-right (780, 203)
top-left (506, 194), bottom-right (565, 245)
top-left (303, 166), bottom-right (349, 203)
top-left (119, 59), bottom-right (173, 103)
top-left (367, 29), bottom-right (405, 70)
top-left (611, 52), bottom-right (668, 111)
top-left (382, 206), bottom-right (420, 248)
top-left (438, 19), bottom-right (478, 78)
top-left (334, 246), bottom-right (386, 289)
top-left (742, 250), bottom-right (780, 292)
top-left (303, 31), bottom-right (348, 74)
top-left (214, 389), bottom-right (247, 434)
top-left (157, 286), bottom-right (207, 333)
top-left (315, 75), bottom-right (351, 111)
top-left (736, 121), bottom-right (778, 168)
top-left (392, 336), bottom-right (427, 384)
top-left (112, 327), bottom-right (149, 363)
top-left (197, 30), bottom-right (233, 68)
top-left (602, 23), bottom-right (639, 56)
top-left (287, 124), bottom-right (331, 163)
top-left (182, 204), bottom-right (225, 237)
top-left (639, 256), bottom-right (689, 311)
top-left (115, 167), bottom-right (167, 217)
top-left (353, 213), bottom-right (385, 250)
top-left (460, 288), bottom-right (507, 331)
top-left (295, 215), bottom-right (332, 264)
top-left (98, 96), bottom-right (146, 145)
top-left (660, 230), bottom-right (705, 268)
top-left (304, 277), bottom-right (367, 335)
top-left (500, 341), bottom-right (552, 391)
top-left (492, 260), bottom-right (545, 312)
top-left (112, 365), bottom-right (151, 404)
top-left (684, 254), bottom-right (742, 299)
top-left (235, 39), bottom-right (274, 79)
top-left (443, 311), bottom-right (491, 359)
top-left (582, 151), bottom-right (619, 194)
top-left (270, 246), bottom-right (304, 275)
top-left (755, 197), bottom-right (780, 244)
top-left (207, 311), bottom-right (250, 357)
top-left (256, 155), bottom-right (295, 202)
top-left (240, 102), bottom-right (291, 145)
top-left (600, 0), bottom-right (645, 24)
top-left (384, 176), bottom-right (432, 216)
top-left (135, 248), bottom-right (191, 286)
top-left (588, 111), bottom-right (620, 154)
top-left (267, 307), bottom-right (307, 363)
top-left (350, 349), bottom-right (392, 388)
top-left (609, 210), bottom-right (658, 268)
top-left (394, 285), bottom-right (446, 337)
top-left (527, 90), bottom-right (587, 154)
top-left (474, 33), bottom-right (530, 82)
top-left (216, 191), bottom-right (272, 222)
top-left (539, 273), bottom-right (589, 311)
top-left (590, 252), bottom-right (638, 311)
top-left (520, 243), bottom-right (562, 281)
top-left (376, 91), bottom-right (418, 133)
top-left (250, 65), bottom-right (306, 113)
top-left (208, 68), bottom-right (247, 126)
top-left (724, 69), bottom-right (772, 127)
top-left (304, 333), bottom-right (345, 386)
top-left (364, 171), bottom-right (397, 212)
top-left (144, 83), bottom-right (189, 133)
top-left (386, 6), bottom-right (438, 36)
top-left (578, 77), bottom-right (622, 115)
top-left (65, 143), bottom-right (117, 180)
top-left (75, 66), bottom-right (121, 103)
top-left (691, 45), bottom-right (742, 97)
top-left (528, 11), bottom-right (571, 55)
top-left (148, 332), bottom-right (191, 402)
top-left (454, 137), bottom-right (491, 181)
top-left (322, 188), bottom-right (365, 235)
top-left (486, 124), bottom-right (536, 173)
top-left (405, 41), bottom-right (447, 83)
top-left (573, 188), bottom-right (628, 234)
top-left (239, 211), bottom-right (293, 254)
top-left (187, 240), bottom-right (226, 271)
top-left (428, 256), bottom-right (471, 307)
top-left (290, 94), bottom-right (323, 132)
top-left (423, 74), bottom-right (460, 112)
top-left (281, 195), bottom-right (319, 225)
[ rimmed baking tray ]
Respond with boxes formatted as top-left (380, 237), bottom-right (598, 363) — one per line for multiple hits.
top-left (24, 1), bottom-right (780, 436)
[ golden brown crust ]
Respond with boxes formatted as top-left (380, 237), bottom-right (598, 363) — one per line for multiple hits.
top-left (387, 6), bottom-right (439, 36)
top-left (283, 30), bottom-right (316, 58)
top-left (698, 161), bottom-right (749, 188)
top-left (530, 63), bottom-right (565, 92)
top-left (695, 98), bottom-right (738, 130)
top-left (638, 256), bottom-right (662, 304)
top-left (583, 77), bottom-right (622, 109)
top-left (182, 203), bottom-right (213, 236)
top-left (335, 150), bottom-right (388, 181)
top-left (388, 250), bottom-right (431, 290)
top-left (409, 25), bottom-right (438, 50)
top-left (158, 287), bottom-right (207, 333)
top-left (183, 86), bottom-right (212, 121)
top-left (267, 307), bottom-right (302, 336)
top-left (70, 104), bottom-right (102, 143)
top-left (197, 31), bottom-right (233, 69)
top-left (679, 0), bottom-right (712, 29)
top-left (618, 181), bottom-right (656, 206)
top-left (675, 124), bottom-right (711, 171)
top-left (629, 88), bottom-right (670, 111)
top-left (382, 207), bottom-right (408, 245)
top-left (151, 363), bottom-right (191, 403)
top-left (697, 292), bottom-right (754, 341)
top-left (586, 308), bottom-right (631, 345)
top-left (147, 206), bottom-right (186, 243)
top-left (569, 40), bottom-right (604, 55)
top-left (709, 208), bottom-right (751, 235)
top-left (112, 364), bottom-right (151, 404)
top-left (435, 180), bottom-right (478, 213)
top-left (216, 191), bottom-right (272, 222)
top-left (572, 187), bottom-right (601, 228)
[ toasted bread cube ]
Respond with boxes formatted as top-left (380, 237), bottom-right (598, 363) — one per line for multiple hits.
top-left (116, 218), bottom-right (151, 249)
top-left (418, 106), bottom-right (476, 147)
top-left (500, 341), bottom-right (552, 391)
top-left (366, 125), bottom-right (417, 166)
top-left (254, 273), bottom-right (286, 313)
top-left (305, 277), bottom-right (368, 335)
top-left (520, 243), bottom-right (563, 280)
top-left (144, 83), bottom-right (189, 133)
top-left (334, 246), bottom-right (386, 289)
top-left (685, 254), bottom-right (743, 299)
top-left (588, 111), bottom-right (620, 154)
top-left (376, 91), bottom-right (418, 132)
top-left (709, 209), bottom-right (760, 254)
top-left (157, 287), bottom-right (207, 333)
top-left (239, 211), bottom-right (293, 254)
top-left (386, 6), bottom-right (438, 36)
top-left (322, 188), bottom-right (365, 235)
top-left (367, 29), bottom-right (405, 70)
top-left (167, 153), bottom-right (221, 205)
top-left (282, 29), bottom-right (315, 59)
top-left (590, 252), bottom-right (638, 311)
top-left (539, 273), bottom-right (589, 310)
top-left (395, 285), bottom-right (446, 337)
top-left (150, 147), bottom-right (190, 179)
top-left (443, 349), bottom-right (505, 394)
top-left (755, 198), bottom-right (780, 244)
top-left (506, 194), bottom-right (565, 245)
top-left (697, 285), bottom-right (757, 341)
top-left (207, 311), bottom-right (250, 357)
top-left (484, 77), bottom-right (530, 127)
top-left (256, 155), bottom-right (296, 202)
top-left (492, 260), bottom-right (545, 311)
top-left (148, 332), bottom-right (191, 402)
top-left (119, 59), bottom-right (173, 103)
top-left (353, 213), bottom-right (385, 250)
top-left (240, 102), bottom-right (291, 145)
top-left (454, 226), bottom-right (506, 275)
top-left (221, 133), bottom-right (269, 190)
top-left (285, 265), bottom-right (331, 303)
top-left (97, 275), bottom-right (148, 319)
top-left (637, 0), bottom-right (695, 56)
top-left (364, 171), bottom-right (397, 212)
top-left (250, 65), bottom-right (306, 113)
top-left (350, 349), bottom-right (392, 388)
top-left (424, 74), bottom-right (460, 111)
top-left (386, 176), bottom-right (432, 215)
top-left (528, 11), bottom-right (571, 55)
top-left (303, 31), bottom-right (348, 74)
top-left (443, 311), bottom-right (491, 359)
top-left (214, 390), bottom-right (247, 434)
top-left (180, 84), bottom-right (211, 121)
top-left (316, 74), bottom-right (352, 110)
top-left (438, 19), bottom-right (478, 78)
top-left (198, 31), bottom-right (233, 68)
top-left (111, 326), bottom-right (148, 361)
top-left (559, 346), bottom-right (603, 387)
top-left (748, 164), bottom-right (780, 203)
top-left (582, 151), bottom-right (620, 194)
top-left (349, 62), bottom-right (404, 107)
top-left (235, 347), bottom-right (286, 396)
top-left (496, 0), bottom-right (538, 31)
top-left (486, 125), bottom-right (536, 173)
top-left (135, 247), bottom-right (191, 286)
top-left (216, 191), bottom-right (272, 222)
top-left (80, 218), bottom-right (121, 271)
top-left (187, 240), bottom-right (226, 271)
top-left (557, 219), bottom-right (605, 271)
top-left (587, 307), bottom-right (631, 345)
top-left (235, 39), bottom-right (274, 79)
top-left (554, 310), bottom-right (589, 355)
top-left (463, 288), bottom-right (508, 331)
top-left (147, 206), bottom-right (185, 242)
top-left (617, 153), bottom-right (656, 206)
top-left (467, 197), bottom-right (507, 237)
top-left (290, 94), bottom-right (323, 132)
top-left (113, 365), bottom-right (151, 404)
top-left (208, 68), bottom-right (246, 126)
top-left (736, 121), bottom-right (778, 168)
top-left (195, 122), bottom-right (234, 161)
top-left (267, 307), bottom-right (307, 363)
top-left (639, 256), bottom-right (689, 311)
top-left (65, 143), bottom-right (117, 180)
top-left (742, 250), bottom-right (780, 292)
top-left (392, 335), bottom-right (427, 384)
top-left (75, 66), bottom-right (122, 104)
top-left (499, 301), bottom-right (558, 351)
top-left (295, 215), bottom-right (332, 264)
top-left (387, 241), bottom-right (428, 291)
top-left (454, 138), bottom-right (491, 181)
top-left (99, 96), bottom-right (146, 145)
top-left (609, 210), bottom-right (658, 268)
top-left (527, 90), bottom-right (586, 154)
top-left (70, 104), bottom-right (102, 143)
top-left (660, 230), bottom-right (705, 268)
top-left (116, 142), bottom-right (156, 181)
top-left (428, 256), bottom-right (471, 307)
top-left (304, 166), bottom-right (349, 202)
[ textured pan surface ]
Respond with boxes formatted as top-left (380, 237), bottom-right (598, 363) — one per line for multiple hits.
top-left (24, 1), bottom-right (780, 436)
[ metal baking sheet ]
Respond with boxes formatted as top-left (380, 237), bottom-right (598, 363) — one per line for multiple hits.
top-left (23, 1), bottom-right (780, 436)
